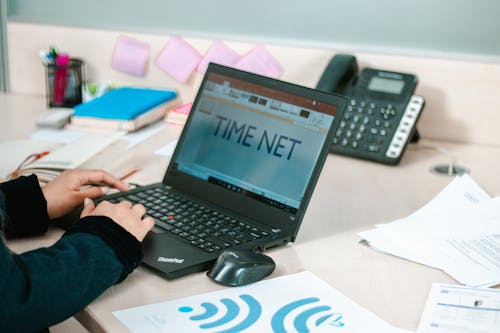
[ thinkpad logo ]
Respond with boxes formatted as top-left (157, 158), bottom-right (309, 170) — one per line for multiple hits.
top-left (157, 257), bottom-right (184, 264)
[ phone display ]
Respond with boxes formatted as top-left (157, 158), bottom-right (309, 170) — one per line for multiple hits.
top-left (316, 54), bottom-right (425, 165)
top-left (367, 76), bottom-right (405, 94)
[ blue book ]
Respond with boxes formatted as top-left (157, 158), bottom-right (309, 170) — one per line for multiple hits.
top-left (71, 87), bottom-right (179, 131)
top-left (73, 87), bottom-right (177, 120)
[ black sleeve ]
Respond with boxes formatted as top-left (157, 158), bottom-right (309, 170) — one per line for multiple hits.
top-left (64, 216), bottom-right (143, 282)
top-left (0, 216), bottom-right (143, 332)
top-left (0, 175), bottom-right (49, 237)
top-left (0, 176), bottom-right (144, 332)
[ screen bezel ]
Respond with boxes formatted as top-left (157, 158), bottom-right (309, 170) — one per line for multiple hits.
top-left (162, 63), bottom-right (347, 240)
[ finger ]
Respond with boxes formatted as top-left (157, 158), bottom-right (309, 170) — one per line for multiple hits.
top-left (79, 170), bottom-right (129, 192)
top-left (95, 200), bottom-right (112, 210)
top-left (80, 198), bottom-right (95, 217)
top-left (143, 216), bottom-right (155, 231)
top-left (132, 204), bottom-right (146, 218)
top-left (79, 186), bottom-right (107, 200)
top-left (119, 200), bottom-right (133, 208)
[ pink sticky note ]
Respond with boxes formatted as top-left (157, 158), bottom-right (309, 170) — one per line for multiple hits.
top-left (172, 102), bottom-right (192, 115)
top-left (234, 45), bottom-right (283, 78)
top-left (197, 41), bottom-right (241, 74)
top-left (111, 35), bottom-right (150, 77)
top-left (156, 37), bottom-right (202, 83)
top-left (165, 102), bottom-right (192, 125)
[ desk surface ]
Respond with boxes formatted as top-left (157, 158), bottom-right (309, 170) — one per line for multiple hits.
top-left (2, 93), bottom-right (500, 332)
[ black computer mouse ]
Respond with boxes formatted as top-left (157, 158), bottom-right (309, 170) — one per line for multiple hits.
top-left (207, 249), bottom-right (276, 287)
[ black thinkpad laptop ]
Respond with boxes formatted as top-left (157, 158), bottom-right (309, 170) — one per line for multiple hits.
top-left (103, 63), bottom-right (347, 279)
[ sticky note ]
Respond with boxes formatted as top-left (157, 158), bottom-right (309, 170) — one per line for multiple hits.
top-left (197, 41), bottom-right (241, 74)
top-left (234, 45), bottom-right (283, 78)
top-left (165, 102), bottom-right (192, 125)
top-left (155, 36), bottom-right (202, 83)
top-left (111, 35), bottom-right (150, 77)
top-left (172, 102), bottom-right (192, 115)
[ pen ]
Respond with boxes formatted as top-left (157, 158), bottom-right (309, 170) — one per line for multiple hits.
top-left (50, 47), bottom-right (57, 58)
top-left (119, 168), bottom-right (139, 181)
top-left (87, 168), bottom-right (139, 187)
top-left (39, 50), bottom-right (53, 65)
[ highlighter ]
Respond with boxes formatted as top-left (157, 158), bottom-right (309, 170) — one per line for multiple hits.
top-left (53, 53), bottom-right (69, 106)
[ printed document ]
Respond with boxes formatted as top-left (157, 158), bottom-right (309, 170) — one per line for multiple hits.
top-left (418, 283), bottom-right (500, 333)
top-left (359, 175), bottom-right (500, 287)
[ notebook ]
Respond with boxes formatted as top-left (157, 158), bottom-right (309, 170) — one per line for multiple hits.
top-left (101, 63), bottom-right (347, 279)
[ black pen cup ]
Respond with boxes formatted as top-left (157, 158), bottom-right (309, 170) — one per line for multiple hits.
top-left (44, 58), bottom-right (84, 108)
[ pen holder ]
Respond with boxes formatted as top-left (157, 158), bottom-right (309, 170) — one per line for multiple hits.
top-left (44, 58), bottom-right (84, 108)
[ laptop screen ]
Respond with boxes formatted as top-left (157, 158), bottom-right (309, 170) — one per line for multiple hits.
top-left (171, 71), bottom-right (337, 214)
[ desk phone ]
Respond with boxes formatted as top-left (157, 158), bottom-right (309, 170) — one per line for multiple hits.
top-left (316, 54), bottom-right (425, 165)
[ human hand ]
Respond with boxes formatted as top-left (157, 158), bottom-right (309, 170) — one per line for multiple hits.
top-left (80, 199), bottom-right (155, 241)
top-left (42, 169), bottom-right (129, 219)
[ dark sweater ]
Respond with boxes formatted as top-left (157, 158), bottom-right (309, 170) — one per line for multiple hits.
top-left (0, 175), bottom-right (143, 333)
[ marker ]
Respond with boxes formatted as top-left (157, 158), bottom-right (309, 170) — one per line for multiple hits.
top-left (53, 53), bottom-right (69, 105)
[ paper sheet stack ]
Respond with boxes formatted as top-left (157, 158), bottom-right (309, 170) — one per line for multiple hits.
top-left (358, 174), bottom-right (500, 288)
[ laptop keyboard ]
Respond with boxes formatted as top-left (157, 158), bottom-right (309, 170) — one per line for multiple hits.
top-left (107, 187), bottom-right (272, 253)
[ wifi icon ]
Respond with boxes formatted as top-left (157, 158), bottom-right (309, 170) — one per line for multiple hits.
top-left (178, 294), bottom-right (262, 332)
top-left (270, 297), bottom-right (343, 332)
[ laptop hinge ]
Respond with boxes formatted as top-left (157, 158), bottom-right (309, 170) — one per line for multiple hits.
top-left (258, 236), bottom-right (291, 252)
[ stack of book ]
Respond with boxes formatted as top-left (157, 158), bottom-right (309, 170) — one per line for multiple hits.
top-left (71, 87), bottom-right (179, 132)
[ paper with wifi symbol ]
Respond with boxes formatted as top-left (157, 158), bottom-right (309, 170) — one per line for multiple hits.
top-left (179, 295), bottom-right (338, 332)
top-left (114, 271), bottom-right (402, 333)
top-left (179, 294), bottom-right (261, 332)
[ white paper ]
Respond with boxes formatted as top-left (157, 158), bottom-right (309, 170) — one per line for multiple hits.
top-left (123, 121), bottom-right (166, 148)
top-left (27, 132), bottom-right (123, 170)
top-left (417, 283), bottom-right (500, 333)
top-left (154, 139), bottom-right (178, 156)
top-left (440, 221), bottom-right (500, 288)
top-left (114, 271), bottom-right (411, 333)
top-left (358, 175), bottom-right (490, 269)
top-left (0, 140), bottom-right (61, 179)
top-left (359, 175), bottom-right (500, 287)
top-left (30, 128), bottom-right (87, 144)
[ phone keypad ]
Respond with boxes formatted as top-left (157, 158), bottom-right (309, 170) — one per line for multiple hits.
top-left (331, 95), bottom-right (425, 164)
top-left (332, 98), bottom-right (397, 153)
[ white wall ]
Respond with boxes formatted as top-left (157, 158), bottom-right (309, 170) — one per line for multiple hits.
top-left (7, 22), bottom-right (500, 146)
top-left (7, 0), bottom-right (500, 59)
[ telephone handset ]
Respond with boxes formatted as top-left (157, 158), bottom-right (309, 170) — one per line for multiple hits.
top-left (316, 54), bottom-right (425, 165)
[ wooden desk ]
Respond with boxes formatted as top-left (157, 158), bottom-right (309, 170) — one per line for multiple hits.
top-left (2, 93), bottom-right (500, 332)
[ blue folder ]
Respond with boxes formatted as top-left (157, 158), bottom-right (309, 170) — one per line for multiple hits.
top-left (73, 87), bottom-right (177, 120)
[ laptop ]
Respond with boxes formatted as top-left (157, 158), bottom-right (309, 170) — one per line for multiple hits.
top-left (102, 63), bottom-right (347, 279)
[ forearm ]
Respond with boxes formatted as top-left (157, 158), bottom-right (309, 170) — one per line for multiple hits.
top-left (0, 233), bottom-right (121, 331)
top-left (0, 217), bottom-right (143, 332)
